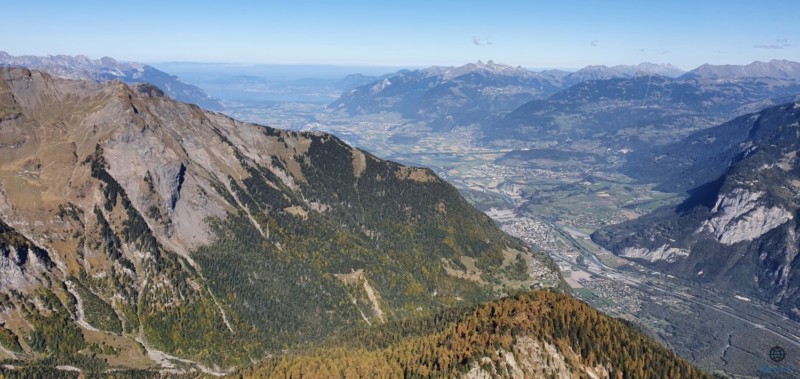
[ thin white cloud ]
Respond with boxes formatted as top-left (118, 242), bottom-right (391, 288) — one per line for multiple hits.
top-left (754, 39), bottom-right (792, 49)
top-left (754, 44), bottom-right (784, 49)
top-left (472, 36), bottom-right (493, 46)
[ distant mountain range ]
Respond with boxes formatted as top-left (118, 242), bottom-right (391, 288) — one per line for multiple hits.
top-left (332, 60), bottom-right (800, 144)
top-left (330, 60), bottom-right (565, 128)
top-left (482, 60), bottom-right (800, 153)
top-left (562, 62), bottom-right (684, 87)
top-left (0, 51), bottom-right (223, 110)
top-left (680, 59), bottom-right (800, 80)
top-left (618, 62), bottom-right (686, 77)
top-left (330, 61), bottom-right (685, 127)
top-left (593, 102), bottom-right (800, 321)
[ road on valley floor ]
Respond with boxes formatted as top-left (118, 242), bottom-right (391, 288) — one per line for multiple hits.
top-left (536, 214), bottom-right (800, 348)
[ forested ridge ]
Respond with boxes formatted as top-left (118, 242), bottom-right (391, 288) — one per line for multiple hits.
top-left (186, 132), bottom-right (564, 361)
top-left (236, 291), bottom-right (708, 379)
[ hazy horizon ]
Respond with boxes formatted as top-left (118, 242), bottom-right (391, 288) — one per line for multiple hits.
top-left (8, 51), bottom-right (800, 81)
top-left (3, 49), bottom-right (688, 72)
top-left (5, 0), bottom-right (799, 69)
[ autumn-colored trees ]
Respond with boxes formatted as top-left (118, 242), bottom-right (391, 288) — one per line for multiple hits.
top-left (238, 291), bottom-right (708, 378)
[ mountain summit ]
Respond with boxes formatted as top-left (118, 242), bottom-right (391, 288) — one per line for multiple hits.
top-left (425, 60), bottom-right (534, 79)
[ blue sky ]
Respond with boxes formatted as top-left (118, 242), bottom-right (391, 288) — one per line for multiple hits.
top-left (4, 0), bottom-right (798, 70)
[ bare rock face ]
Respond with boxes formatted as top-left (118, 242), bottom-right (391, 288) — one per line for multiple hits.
top-left (619, 245), bottom-right (690, 263)
top-left (462, 336), bottom-right (611, 379)
top-left (0, 220), bottom-right (55, 293)
top-left (701, 188), bottom-right (793, 245)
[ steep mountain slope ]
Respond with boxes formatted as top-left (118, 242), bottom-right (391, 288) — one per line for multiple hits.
top-left (240, 291), bottom-right (708, 379)
top-left (624, 98), bottom-right (800, 191)
top-left (330, 61), bottom-right (563, 128)
top-left (0, 68), bottom-right (563, 374)
top-left (592, 102), bottom-right (800, 321)
top-left (0, 51), bottom-right (223, 110)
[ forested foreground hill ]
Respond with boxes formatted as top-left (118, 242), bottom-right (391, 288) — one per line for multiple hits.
top-left (237, 291), bottom-right (708, 379)
top-left (0, 67), bottom-right (562, 374)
